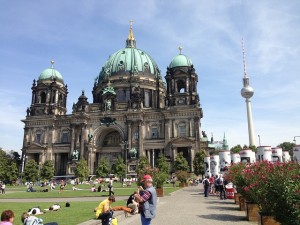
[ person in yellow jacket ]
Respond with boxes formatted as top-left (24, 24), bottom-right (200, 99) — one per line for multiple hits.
top-left (95, 196), bottom-right (115, 225)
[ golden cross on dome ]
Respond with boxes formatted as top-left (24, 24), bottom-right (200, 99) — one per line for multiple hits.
top-left (51, 59), bottom-right (55, 68)
top-left (129, 19), bottom-right (134, 29)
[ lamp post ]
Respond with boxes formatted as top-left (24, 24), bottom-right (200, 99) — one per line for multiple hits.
top-left (258, 135), bottom-right (261, 146)
top-left (293, 136), bottom-right (300, 144)
top-left (120, 141), bottom-right (128, 179)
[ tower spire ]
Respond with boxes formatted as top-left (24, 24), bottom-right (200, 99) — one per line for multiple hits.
top-left (242, 38), bottom-right (248, 78)
top-left (126, 19), bottom-right (136, 48)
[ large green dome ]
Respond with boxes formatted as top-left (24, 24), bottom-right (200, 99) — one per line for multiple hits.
top-left (38, 62), bottom-right (64, 83)
top-left (98, 26), bottom-right (161, 81)
top-left (169, 54), bottom-right (193, 68)
top-left (99, 47), bottom-right (160, 79)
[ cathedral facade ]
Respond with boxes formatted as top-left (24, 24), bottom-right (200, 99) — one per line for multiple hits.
top-left (21, 26), bottom-right (203, 176)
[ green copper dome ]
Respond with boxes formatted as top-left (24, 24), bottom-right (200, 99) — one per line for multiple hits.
top-left (98, 26), bottom-right (161, 81)
top-left (99, 47), bottom-right (160, 79)
top-left (169, 54), bottom-right (193, 68)
top-left (38, 61), bottom-right (64, 83)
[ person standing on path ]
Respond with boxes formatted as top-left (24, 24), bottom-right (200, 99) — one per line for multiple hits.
top-left (108, 178), bottom-right (114, 196)
top-left (1, 183), bottom-right (5, 194)
top-left (134, 174), bottom-right (157, 225)
top-left (202, 176), bottom-right (210, 197)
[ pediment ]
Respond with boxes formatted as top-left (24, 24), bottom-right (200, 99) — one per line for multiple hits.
top-left (27, 142), bottom-right (46, 149)
top-left (171, 137), bottom-right (194, 144)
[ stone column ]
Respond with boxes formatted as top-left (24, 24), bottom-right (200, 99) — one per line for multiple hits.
top-left (127, 122), bottom-right (132, 149)
top-left (172, 147), bottom-right (176, 162)
top-left (152, 149), bottom-right (155, 168)
top-left (71, 125), bottom-right (75, 153)
top-left (138, 120), bottom-right (144, 157)
top-left (172, 119), bottom-right (176, 138)
top-left (190, 147), bottom-right (194, 173)
top-left (189, 118), bottom-right (193, 137)
top-left (80, 125), bottom-right (85, 160)
top-left (87, 145), bottom-right (96, 174)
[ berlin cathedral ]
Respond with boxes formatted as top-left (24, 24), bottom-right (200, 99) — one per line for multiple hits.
top-left (21, 24), bottom-right (204, 176)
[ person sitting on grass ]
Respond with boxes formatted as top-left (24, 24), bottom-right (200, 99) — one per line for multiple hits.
top-left (21, 212), bottom-right (58, 225)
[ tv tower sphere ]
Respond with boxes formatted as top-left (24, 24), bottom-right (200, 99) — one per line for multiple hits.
top-left (241, 84), bottom-right (254, 99)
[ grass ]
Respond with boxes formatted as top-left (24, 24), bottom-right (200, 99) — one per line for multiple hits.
top-left (1, 182), bottom-right (180, 199)
top-left (0, 201), bottom-right (100, 225)
top-left (0, 182), bottom-right (181, 225)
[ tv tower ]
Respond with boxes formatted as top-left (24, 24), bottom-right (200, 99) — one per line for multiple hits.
top-left (240, 39), bottom-right (256, 147)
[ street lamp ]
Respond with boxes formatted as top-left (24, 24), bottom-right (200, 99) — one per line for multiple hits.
top-left (258, 135), bottom-right (261, 146)
top-left (293, 136), bottom-right (300, 144)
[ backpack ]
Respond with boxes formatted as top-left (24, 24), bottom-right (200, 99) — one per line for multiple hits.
top-left (217, 178), bottom-right (223, 186)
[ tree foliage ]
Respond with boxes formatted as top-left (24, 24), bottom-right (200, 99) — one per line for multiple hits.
top-left (40, 160), bottom-right (55, 181)
top-left (0, 148), bottom-right (8, 181)
top-left (95, 157), bottom-right (110, 178)
top-left (74, 159), bottom-right (90, 182)
top-left (230, 145), bottom-right (243, 153)
top-left (6, 162), bottom-right (19, 184)
top-left (113, 155), bottom-right (126, 178)
top-left (23, 159), bottom-right (38, 182)
top-left (193, 151), bottom-right (206, 176)
top-left (173, 152), bottom-right (189, 172)
top-left (155, 154), bottom-right (170, 188)
top-left (278, 142), bottom-right (295, 158)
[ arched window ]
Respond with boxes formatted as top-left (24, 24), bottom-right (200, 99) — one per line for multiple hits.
top-left (40, 92), bottom-right (46, 103)
top-left (178, 123), bottom-right (187, 137)
top-left (144, 90), bottom-right (150, 107)
top-left (102, 131), bottom-right (121, 147)
top-left (177, 79), bottom-right (186, 93)
top-left (61, 131), bottom-right (69, 143)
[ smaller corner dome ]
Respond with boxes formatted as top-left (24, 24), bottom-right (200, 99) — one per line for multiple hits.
top-left (169, 54), bottom-right (193, 68)
top-left (38, 67), bottom-right (64, 83)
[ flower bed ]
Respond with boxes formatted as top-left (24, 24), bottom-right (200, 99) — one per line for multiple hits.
top-left (228, 161), bottom-right (300, 225)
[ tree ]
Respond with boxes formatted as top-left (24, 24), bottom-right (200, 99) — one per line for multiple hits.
top-left (113, 155), bottom-right (126, 178)
top-left (7, 150), bottom-right (22, 169)
top-left (156, 154), bottom-right (169, 174)
top-left (278, 142), bottom-right (295, 158)
top-left (193, 151), bottom-right (206, 176)
top-left (230, 145), bottom-right (242, 153)
top-left (95, 157), bottom-right (110, 178)
top-left (23, 159), bottom-right (38, 182)
top-left (173, 152), bottom-right (189, 172)
top-left (0, 148), bottom-right (8, 181)
top-left (40, 160), bottom-right (55, 181)
top-left (6, 162), bottom-right (18, 184)
top-left (74, 159), bottom-right (90, 183)
top-left (155, 154), bottom-right (169, 188)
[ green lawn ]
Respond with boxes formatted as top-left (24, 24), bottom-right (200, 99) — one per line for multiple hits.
top-left (0, 183), bottom-right (181, 225)
top-left (0, 201), bottom-right (100, 225)
top-left (1, 182), bottom-right (180, 199)
top-left (0, 183), bottom-right (133, 224)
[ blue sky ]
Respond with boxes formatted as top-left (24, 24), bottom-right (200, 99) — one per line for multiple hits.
top-left (1, 0), bottom-right (300, 153)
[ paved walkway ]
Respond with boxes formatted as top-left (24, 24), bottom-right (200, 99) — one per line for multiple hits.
top-left (118, 185), bottom-right (255, 225)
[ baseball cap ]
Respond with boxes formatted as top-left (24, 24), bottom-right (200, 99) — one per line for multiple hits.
top-left (142, 174), bottom-right (152, 182)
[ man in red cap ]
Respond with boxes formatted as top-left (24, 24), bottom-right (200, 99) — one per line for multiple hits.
top-left (134, 174), bottom-right (157, 225)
